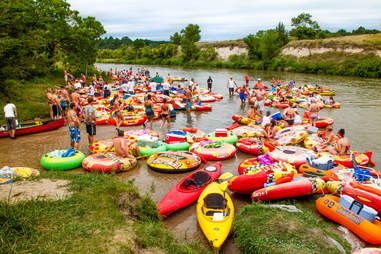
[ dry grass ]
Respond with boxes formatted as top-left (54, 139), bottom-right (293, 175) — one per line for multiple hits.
top-left (197, 39), bottom-right (246, 49)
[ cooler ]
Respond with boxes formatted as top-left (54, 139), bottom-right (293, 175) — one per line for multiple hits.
top-left (215, 129), bottom-right (227, 137)
top-left (339, 195), bottom-right (378, 222)
top-left (165, 133), bottom-right (186, 144)
top-left (137, 135), bottom-right (159, 148)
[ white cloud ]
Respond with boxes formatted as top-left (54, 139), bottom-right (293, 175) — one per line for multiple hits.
top-left (67, 0), bottom-right (381, 40)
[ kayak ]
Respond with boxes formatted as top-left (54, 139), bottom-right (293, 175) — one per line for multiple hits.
top-left (158, 162), bottom-right (221, 218)
top-left (0, 118), bottom-right (64, 138)
top-left (197, 181), bottom-right (234, 250)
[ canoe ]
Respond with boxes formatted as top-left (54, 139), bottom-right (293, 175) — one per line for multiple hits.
top-left (197, 181), bottom-right (234, 250)
top-left (0, 118), bottom-right (65, 138)
top-left (158, 162), bottom-right (221, 218)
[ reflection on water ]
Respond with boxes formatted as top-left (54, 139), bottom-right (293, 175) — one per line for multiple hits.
top-left (0, 63), bottom-right (380, 252)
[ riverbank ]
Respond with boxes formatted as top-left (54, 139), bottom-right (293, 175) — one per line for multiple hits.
top-left (0, 172), bottom-right (211, 253)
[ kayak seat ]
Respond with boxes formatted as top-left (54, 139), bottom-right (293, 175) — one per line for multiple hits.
top-left (184, 179), bottom-right (196, 188)
top-left (192, 171), bottom-right (210, 187)
top-left (204, 208), bottom-right (230, 217)
top-left (204, 193), bottom-right (225, 210)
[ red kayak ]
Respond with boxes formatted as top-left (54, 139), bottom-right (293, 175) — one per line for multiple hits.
top-left (0, 118), bottom-right (64, 138)
top-left (227, 169), bottom-right (268, 194)
top-left (252, 178), bottom-right (315, 201)
top-left (158, 162), bottom-right (221, 218)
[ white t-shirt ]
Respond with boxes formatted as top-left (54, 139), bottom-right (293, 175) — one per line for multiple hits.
top-left (103, 84), bottom-right (110, 90)
top-left (128, 81), bottom-right (135, 92)
top-left (74, 82), bottom-right (82, 90)
top-left (88, 85), bottom-right (95, 96)
top-left (228, 79), bottom-right (235, 88)
top-left (162, 82), bottom-right (170, 90)
top-left (4, 103), bottom-right (16, 118)
top-left (261, 116), bottom-right (271, 127)
top-left (150, 82), bottom-right (157, 92)
top-left (294, 114), bottom-right (302, 125)
top-left (121, 83), bottom-right (128, 92)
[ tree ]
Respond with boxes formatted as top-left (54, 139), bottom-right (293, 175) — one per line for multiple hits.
top-left (244, 29), bottom-right (282, 62)
top-left (290, 13), bottom-right (321, 40)
top-left (179, 24), bottom-right (201, 61)
top-left (275, 22), bottom-right (289, 46)
top-left (170, 32), bottom-right (181, 45)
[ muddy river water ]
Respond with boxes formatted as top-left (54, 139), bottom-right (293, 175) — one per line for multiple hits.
top-left (1, 63), bottom-right (380, 252)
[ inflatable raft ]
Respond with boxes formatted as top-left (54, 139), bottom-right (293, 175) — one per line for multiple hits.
top-left (40, 150), bottom-right (85, 171)
top-left (82, 153), bottom-right (137, 173)
top-left (189, 141), bottom-right (236, 161)
top-left (147, 151), bottom-right (201, 173)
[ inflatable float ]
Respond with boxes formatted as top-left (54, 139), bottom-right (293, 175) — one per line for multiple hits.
top-left (206, 130), bottom-right (238, 145)
top-left (231, 125), bottom-right (263, 138)
top-left (82, 153), bottom-right (137, 173)
top-left (147, 151), bottom-right (201, 173)
top-left (236, 138), bottom-right (266, 155)
top-left (277, 127), bottom-right (308, 146)
top-left (40, 150), bottom-right (85, 171)
top-left (269, 146), bottom-right (316, 169)
top-left (189, 140), bottom-right (236, 161)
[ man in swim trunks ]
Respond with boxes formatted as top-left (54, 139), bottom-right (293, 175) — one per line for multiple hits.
top-left (255, 87), bottom-right (266, 115)
top-left (104, 129), bottom-right (136, 159)
top-left (237, 85), bottom-right (247, 103)
top-left (46, 88), bottom-right (53, 119)
top-left (71, 88), bottom-right (82, 117)
top-left (207, 76), bottom-right (213, 92)
top-left (52, 89), bottom-right (63, 119)
top-left (308, 99), bottom-right (320, 127)
top-left (83, 96), bottom-right (96, 146)
top-left (227, 77), bottom-right (237, 96)
top-left (282, 102), bottom-right (296, 126)
top-left (67, 102), bottom-right (80, 150)
top-left (185, 86), bottom-right (192, 113)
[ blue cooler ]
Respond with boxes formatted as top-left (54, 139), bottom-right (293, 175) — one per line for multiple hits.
top-left (271, 112), bottom-right (283, 121)
top-left (339, 195), bottom-right (378, 222)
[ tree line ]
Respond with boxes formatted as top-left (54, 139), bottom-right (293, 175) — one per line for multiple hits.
top-left (0, 0), bottom-right (105, 93)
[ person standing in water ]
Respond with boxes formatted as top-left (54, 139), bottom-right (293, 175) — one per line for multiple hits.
top-left (160, 98), bottom-right (170, 129)
top-left (227, 77), bottom-right (237, 96)
top-left (207, 76), bottom-right (213, 92)
top-left (185, 86), bottom-right (192, 113)
top-left (112, 94), bottom-right (123, 129)
top-left (237, 85), bottom-right (247, 103)
top-left (3, 99), bottom-right (17, 139)
top-left (143, 94), bottom-right (154, 129)
top-left (308, 99), bottom-right (320, 127)
top-left (67, 103), bottom-right (81, 150)
top-left (244, 74), bottom-right (249, 85)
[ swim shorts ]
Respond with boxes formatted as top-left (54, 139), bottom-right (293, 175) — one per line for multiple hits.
top-left (239, 93), bottom-right (246, 100)
top-left (186, 99), bottom-right (192, 109)
top-left (69, 126), bottom-right (80, 143)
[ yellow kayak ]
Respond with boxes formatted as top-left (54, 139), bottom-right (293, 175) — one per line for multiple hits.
top-left (196, 181), bottom-right (234, 250)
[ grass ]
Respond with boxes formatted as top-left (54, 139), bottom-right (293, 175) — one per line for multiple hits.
top-left (0, 172), bottom-right (211, 254)
top-left (233, 199), bottom-right (351, 254)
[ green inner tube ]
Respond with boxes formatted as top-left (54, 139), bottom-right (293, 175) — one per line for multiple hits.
top-left (40, 150), bottom-right (85, 171)
top-left (139, 141), bottom-right (167, 157)
top-left (206, 131), bottom-right (238, 145)
top-left (165, 142), bottom-right (190, 151)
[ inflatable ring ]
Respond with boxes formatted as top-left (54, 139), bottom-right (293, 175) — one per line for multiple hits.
top-left (206, 131), bottom-right (238, 145)
top-left (124, 129), bottom-right (160, 140)
top-left (182, 128), bottom-right (206, 142)
top-left (139, 141), bottom-right (167, 157)
top-left (232, 115), bottom-right (256, 125)
top-left (89, 139), bottom-right (136, 154)
top-left (191, 104), bottom-right (212, 111)
top-left (277, 127), bottom-right (308, 146)
top-left (199, 95), bottom-right (216, 103)
top-left (41, 150), bottom-right (85, 170)
top-left (334, 151), bottom-right (369, 167)
top-left (269, 146), bottom-right (316, 169)
top-left (315, 117), bottom-right (334, 128)
top-left (238, 158), bottom-right (260, 175)
top-left (243, 161), bottom-right (297, 178)
top-left (107, 115), bottom-right (147, 127)
top-left (303, 134), bottom-right (325, 150)
top-left (165, 142), bottom-right (190, 151)
top-left (82, 153), bottom-right (137, 173)
top-left (236, 138), bottom-right (266, 155)
top-left (231, 125), bottom-right (263, 138)
top-left (11, 167), bottom-right (40, 178)
top-left (147, 151), bottom-right (201, 173)
top-left (189, 140), bottom-right (236, 161)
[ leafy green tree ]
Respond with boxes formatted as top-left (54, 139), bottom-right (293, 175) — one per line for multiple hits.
top-left (170, 32), bottom-right (182, 45)
top-left (244, 34), bottom-right (262, 60)
top-left (180, 24), bottom-right (201, 61)
top-left (244, 29), bottom-right (282, 62)
top-left (275, 22), bottom-right (289, 46)
top-left (290, 13), bottom-right (321, 40)
top-left (198, 46), bottom-right (217, 61)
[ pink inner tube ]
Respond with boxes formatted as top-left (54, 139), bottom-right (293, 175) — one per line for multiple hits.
top-left (190, 142), bottom-right (236, 161)
top-left (269, 146), bottom-right (316, 169)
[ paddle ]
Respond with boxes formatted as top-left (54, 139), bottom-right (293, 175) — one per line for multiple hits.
top-left (218, 172), bottom-right (234, 181)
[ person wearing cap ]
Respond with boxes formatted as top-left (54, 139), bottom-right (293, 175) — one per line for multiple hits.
top-left (254, 78), bottom-right (263, 90)
top-left (207, 76), bottom-right (213, 92)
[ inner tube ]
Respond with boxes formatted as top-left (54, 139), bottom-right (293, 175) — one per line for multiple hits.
top-left (334, 151), bottom-right (369, 167)
top-left (231, 125), bottom-right (263, 138)
top-left (147, 151), bottom-right (201, 173)
top-left (182, 128), bottom-right (206, 142)
top-left (236, 138), bottom-right (266, 155)
top-left (269, 146), bottom-right (316, 169)
top-left (303, 134), bottom-right (325, 150)
top-left (89, 139), bottom-right (135, 154)
top-left (189, 140), bottom-right (236, 161)
top-left (41, 150), bottom-right (85, 170)
top-left (206, 131), bottom-right (238, 145)
top-left (139, 141), bottom-right (167, 157)
top-left (82, 153), bottom-right (137, 173)
top-left (165, 142), bottom-right (190, 151)
top-left (277, 127), bottom-right (308, 145)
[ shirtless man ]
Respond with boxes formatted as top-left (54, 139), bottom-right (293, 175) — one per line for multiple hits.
top-left (46, 88), bottom-right (54, 119)
top-left (67, 103), bottom-right (81, 150)
top-left (71, 88), bottom-right (82, 117)
top-left (255, 87), bottom-right (266, 115)
top-left (160, 98), bottom-right (170, 129)
top-left (254, 78), bottom-right (263, 90)
top-left (308, 99), bottom-right (320, 126)
top-left (104, 129), bottom-right (136, 159)
top-left (237, 85), bottom-right (247, 103)
top-left (52, 89), bottom-right (63, 119)
top-left (185, 86), bottom-right (192, 113)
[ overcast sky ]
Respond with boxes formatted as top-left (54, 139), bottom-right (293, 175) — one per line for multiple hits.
top-left (67, 0), bottom-right (381, 41)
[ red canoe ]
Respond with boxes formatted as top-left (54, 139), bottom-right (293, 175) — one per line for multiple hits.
top-left (158, 162), bottom-right (221, 218)
top-left (0, 118), bottom-right (65, 138)
top-left (252, 178), bottom-right (314, 201)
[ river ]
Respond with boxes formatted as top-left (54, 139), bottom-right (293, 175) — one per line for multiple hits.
top-left (1, 63), bottom-right (380, 252)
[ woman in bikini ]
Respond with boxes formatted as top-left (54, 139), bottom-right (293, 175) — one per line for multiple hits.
top-left (112, 94), bottom-right (123, 129)
top-left (160, 98), bottom-right (170, 129)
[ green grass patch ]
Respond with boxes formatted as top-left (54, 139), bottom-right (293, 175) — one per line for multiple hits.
top-left (0, 172), bottom-right (210, 254)
top-left (233, 201), bottom-right (351, 254)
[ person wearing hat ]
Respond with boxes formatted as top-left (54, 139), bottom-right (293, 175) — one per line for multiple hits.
top-left (254, 78), bottom-right (263, 90)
